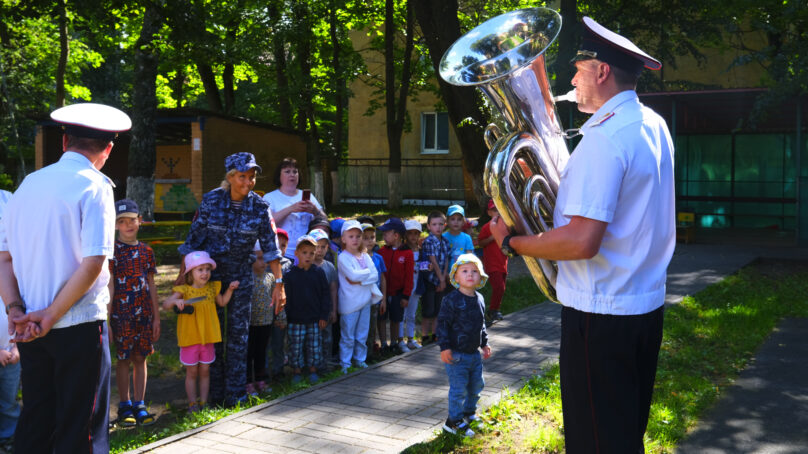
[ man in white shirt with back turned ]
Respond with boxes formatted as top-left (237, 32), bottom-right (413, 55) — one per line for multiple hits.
top-left (0, 103), bottom-right (131, 453)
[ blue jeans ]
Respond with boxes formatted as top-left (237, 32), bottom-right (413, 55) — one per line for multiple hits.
top-left (399, 294), bottom-right (419, 339)
top-left (0, 361), bottom-right (20, 439)
top-left (339, 305), bottom-right (370, 368)
top-left (444, 351), bottom-right (484, 422)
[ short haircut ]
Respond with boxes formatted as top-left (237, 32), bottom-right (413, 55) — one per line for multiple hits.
top-left (357, 215), bottom-right (376, 227)
top-left (295, 241), bottom-right (316, 253)
top-left (65, 135), bottom-right (111, 153)
top-left (610, 64), bottom-right (641, 90)
top-left (273, 157), bottom-right (299, 187)
top-left (427, 211), bottom-right (446, 223)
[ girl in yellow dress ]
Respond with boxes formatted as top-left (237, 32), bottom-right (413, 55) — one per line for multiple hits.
top-left (163, 251), bottom-right (239, 412)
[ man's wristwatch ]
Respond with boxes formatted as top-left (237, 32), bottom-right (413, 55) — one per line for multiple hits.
top-left (5, 301), bottom-right (25, 315)
top-left (501, 234), bottom-right (518, 258)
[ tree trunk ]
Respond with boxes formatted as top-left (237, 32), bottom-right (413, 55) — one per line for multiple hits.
top-left (412, 0), bottom-right (489, 207)
top-left (128, 5), bottom-right (162, 221)
top-left (329, 0), bottom-right (344, 207)
top-left (385, 0), bottom-right (414, 210)
top-left (55, 0), bottom-right (68, 107)
top-left (273, 42), bottom-right (293, 128)
top-left (223, 62), bottom-right (235, 113)
top-left (294, 2), bottom-right (324, 203)
top-left (267, 1), bottom-right (293, 128)
top-left (387, 172), bottom-right (401, 209)
top-left (330, 169), bottom-right (340, 205)
top-left (171, 67), bottom-right (184, 107)
top-left (196, 61), bottom-right (223, 112)
top-left (554, 0), bottom-right (579, 130)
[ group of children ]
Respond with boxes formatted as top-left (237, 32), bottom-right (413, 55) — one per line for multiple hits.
top-left (108, 199), bottom-right (507, 437)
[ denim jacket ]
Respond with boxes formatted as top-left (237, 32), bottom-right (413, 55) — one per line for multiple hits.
top-left (436, 289), bottom-right (489, 354)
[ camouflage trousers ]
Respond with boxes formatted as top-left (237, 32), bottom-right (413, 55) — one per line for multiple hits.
top-left (210, 278), bottom-right (252, 406)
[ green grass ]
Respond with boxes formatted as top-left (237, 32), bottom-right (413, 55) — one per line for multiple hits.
top-left (404, 261), bottom-right (808, 453)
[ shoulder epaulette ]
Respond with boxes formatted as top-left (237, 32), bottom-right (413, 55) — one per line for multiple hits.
top-left (591, 111), bottom-right (615, 127)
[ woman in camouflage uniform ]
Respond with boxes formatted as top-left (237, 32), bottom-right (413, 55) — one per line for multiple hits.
top-left (178, 152), bottom-right (285, 406)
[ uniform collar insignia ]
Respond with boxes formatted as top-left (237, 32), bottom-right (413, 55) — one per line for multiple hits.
top-left (592, 111), bottom-right (615, 127)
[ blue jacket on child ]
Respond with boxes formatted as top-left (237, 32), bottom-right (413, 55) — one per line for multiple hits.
top-left (436, 289), bottom-right (489, 354)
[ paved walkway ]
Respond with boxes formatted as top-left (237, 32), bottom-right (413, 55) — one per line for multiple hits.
top-left (676, 318), bottom-right (808, 454)
top-left (131, 242), bottom-right (807, 454)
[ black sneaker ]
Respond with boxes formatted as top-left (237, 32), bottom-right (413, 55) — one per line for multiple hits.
top-left (443, 418), bottom-right (475, 436)
top-left (463, 413), bottom-right (480, 424)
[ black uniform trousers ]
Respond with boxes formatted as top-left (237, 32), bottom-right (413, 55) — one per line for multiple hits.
top-left (15, 320), bottom-right (110, 454)
top-left (560, 305), bottom-right (663, 454)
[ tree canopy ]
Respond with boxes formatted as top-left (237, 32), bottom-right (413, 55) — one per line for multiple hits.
top-left (0, 0), bottom-right (802, 197)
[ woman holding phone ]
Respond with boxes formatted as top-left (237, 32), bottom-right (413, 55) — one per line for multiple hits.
top-left (264, 157), bottom-right (327, 260)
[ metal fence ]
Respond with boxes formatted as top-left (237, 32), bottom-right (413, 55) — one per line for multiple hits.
top-left (339, 158), bottom-right (465, 204)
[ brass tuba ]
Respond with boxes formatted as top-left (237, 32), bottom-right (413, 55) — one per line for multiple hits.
top-left (439, 8), bottom-right (569, 302)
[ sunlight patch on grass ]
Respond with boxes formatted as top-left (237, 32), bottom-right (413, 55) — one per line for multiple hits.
top-left (406, 264), bottom-right (808, 453)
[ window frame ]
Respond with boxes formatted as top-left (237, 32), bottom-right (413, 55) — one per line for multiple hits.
top-left (420, 111), bottom-right (450, 155)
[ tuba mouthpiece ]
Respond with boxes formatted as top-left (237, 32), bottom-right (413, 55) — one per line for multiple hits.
top-left (553, 89), bottom-right (577, 103)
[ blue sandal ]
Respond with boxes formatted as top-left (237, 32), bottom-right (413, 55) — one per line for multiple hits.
top-left (133, 401), bottom-right (156, 426)
top-left (117, 401), bottom-right (137, 427)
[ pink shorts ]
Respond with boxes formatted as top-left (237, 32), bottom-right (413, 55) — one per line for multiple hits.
top-left (179, 343), bottom-right (215, 366)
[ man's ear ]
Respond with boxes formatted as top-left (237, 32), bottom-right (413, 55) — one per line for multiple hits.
top-left (597, 62), bottom-right (611, 84)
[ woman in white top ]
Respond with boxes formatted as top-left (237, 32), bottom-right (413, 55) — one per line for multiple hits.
top-left (263, 157), bottom-right (326, 259)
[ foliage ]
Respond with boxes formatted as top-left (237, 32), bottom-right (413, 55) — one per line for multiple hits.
top-left (721, 0), bottom-right (808, 123)
top-left (1, 0), bottom-right (804, 187)
top-left (405, 261), bottom-right (808, 453)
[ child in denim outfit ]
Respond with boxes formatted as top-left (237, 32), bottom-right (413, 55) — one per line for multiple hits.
top-left (437, 254), bottom-right (492, 437)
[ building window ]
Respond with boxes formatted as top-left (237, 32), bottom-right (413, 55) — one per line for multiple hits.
top-left (421, 112), bottom-right (450, 154)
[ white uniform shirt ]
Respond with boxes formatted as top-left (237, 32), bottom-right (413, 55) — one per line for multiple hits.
top-left (0, 189), bottom-right (11, 309)
top-left (264, 189), bottom-right (323, 258)
top-left (553, 90), bottom-right (675, 315)
top-left (0, 152), bottom-right (115, 328)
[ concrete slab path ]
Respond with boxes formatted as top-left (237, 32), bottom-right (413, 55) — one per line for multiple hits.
top-left (129, 243), bottom-right (807, 454)
top-left (676, 318), bottom-right (808, 454)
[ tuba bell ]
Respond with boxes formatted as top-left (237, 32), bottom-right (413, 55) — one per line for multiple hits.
top-left (439, 8), bottom-right (570, 303)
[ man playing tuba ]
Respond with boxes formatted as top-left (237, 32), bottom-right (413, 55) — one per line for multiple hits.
top-left (491, 16), bottom-right (675, 454)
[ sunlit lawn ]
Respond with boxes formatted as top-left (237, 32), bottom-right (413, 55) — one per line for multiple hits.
top-left (404, 261), bottom-right (808, 453)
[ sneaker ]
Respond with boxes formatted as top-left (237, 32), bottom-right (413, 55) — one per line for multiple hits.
top-left (490, 310), bottom-right (504, 321)
top-left (354, 361), bottom-right (368, 368)
top-left (308, 373), bottom-right (320, 383)
top-left (407, 340), bottom-right (422, 349)
top-left (291, 374), bottom-right (303, 384)
top-left (397, 340), bottom-right (411, 353)
top-left (443, 418), bottom-right (475, 437)
top-left (341, 366), bottom-right (350, 374)
top-left (463, 413), bottom-right (480, 424)
top-left (255, 380), bottom-right (269, 393)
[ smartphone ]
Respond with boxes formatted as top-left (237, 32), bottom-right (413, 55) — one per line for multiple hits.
top-left (302, 189), bottom-right (311, 201)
